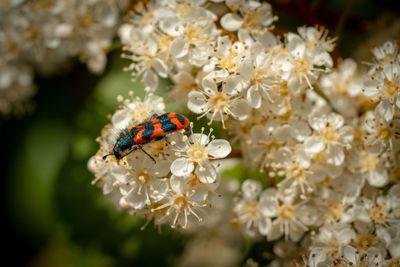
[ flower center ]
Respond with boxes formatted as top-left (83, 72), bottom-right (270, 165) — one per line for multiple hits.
top-left (173, 195), bottom-right (188, 213)
top-left (294, 58), bottom-right (312, 75)
top-left (360, 151), bottom-right (378, 172)
top-left (187, 144), bottom-right (209, 162)
top-left (210, 92), bottom-right (229, 110)
top-left (188, 174), bottom-right (202, 186)
top-left (377, 125), bottom-right (392, 142)
top-left (220, 53), bottom-right (238, 72)
top-left (137, 171), bottom-right (151, 184)
top-left (242, 201), bottom-right (259, 218)
top-left (132, 103), bottom-right (150, 121)
top-left (322, 126), bottom-right (339, 142)
top-left (369, 205), bottom-right (388, 225)
top-left (187, 25), bottom-right (204, 43)
top-left (383, 78), bottom-right (398, 97)
top-left (328, 202), bottom-right (344, 221)
top-left (336, 81), bottom-right (349, 95)
top-left (279, 204), bottom-right (294, 220)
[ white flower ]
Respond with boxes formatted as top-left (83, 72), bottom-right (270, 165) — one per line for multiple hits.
top-left (234, 179), bottom-right (271, 238)
top-left (278, 30), bottom-right (334, 93)
top-left (150, 174), bottom-right (209, 229)
top-left (363, 61), bottom-right (400, 119)
top-left (259, 188), bottom-right (317, 242)
top-left (119, 153), bottom-right (170, 209)
top-left (362, 109), bottom-right (400, 153)
top-left (122, 30), bottom-right (169, 90)
top-left (170, 126), bottom-right (231, 183)
top-left (274, 146), bottom-right (314, 198)
top-left (187, 75), bottom-right (251, 128)
top-left (111, 88), bottom-right (165, 129)
top-left (348, 147), bottom-right (392, 187)
top-left (221, 1), bottom-right (274, 32)
top-left (304, 112), bottom-right (353, 166)
top-left (202, 36), bottom-right (247, 73)
top-left (89, 155), bottom-right (131, 195)
top-left (319, 58), bottom-right (364, 118)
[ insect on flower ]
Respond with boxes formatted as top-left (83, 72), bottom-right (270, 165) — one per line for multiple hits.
top-left (103, 113), bottom-right (189, 162)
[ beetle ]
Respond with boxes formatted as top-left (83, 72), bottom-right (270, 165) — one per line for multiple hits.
top-left (103, 113), bottom-right (189, 162)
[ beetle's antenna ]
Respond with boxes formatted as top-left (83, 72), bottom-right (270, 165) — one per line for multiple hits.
top-left (102, 153), bottom-right (113, 160)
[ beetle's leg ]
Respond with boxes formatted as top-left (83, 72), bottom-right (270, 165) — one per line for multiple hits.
top-left (137, 144), bottom-right (156, 163)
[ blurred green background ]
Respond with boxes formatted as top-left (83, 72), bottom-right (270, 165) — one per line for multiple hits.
top-left (1, 0), bottom-right (399, 266)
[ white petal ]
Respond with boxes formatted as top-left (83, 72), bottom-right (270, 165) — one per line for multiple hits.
top-left (170, 175), bottom-right (189, 194)
top-left (325, 144), bottom-right (345, 166)
top-left (187, 91), bottom-right (208, 114)
top-left (242, 179), bottom-right (262, 200)
top-left (150, 160), bottom-right (171, 177)
top-left (149, 180), bottom-right (168, 201)
top-left (268, 221), bottom-right (283, 241)
top-left (230, 99), bottom-right (251, 120)
top-left (143, 69), bottom-right (158, 91)
top-left (389, 239), bottom-right (400, 258)
top-left (220, 13), bottom-right (243, 31)
top-left (222, 75), bottom-right (241, 96)
top-left (327, 113), bottom-right (344, 129)
top-left (111, 108), bottom-right (130, 129)
top-left (127, 188), bottom-right (146, 209)
top-left (274, 125), bottom-right (293, 143)
top-left (103, 179), bottom-right (113, 195)
top-left (174, 72), bottom-right (194, 85)
top-left (304, 136), bottom-right (325, 154)
top-left (367, 167), bottom-right (388, 187)
top-left (362, 79), bottom-right (379, 96)
top-left (152, 58), bottom-right (168, 78)
top-left (247, 85), bottom-right (262, 108)
top-left (195, 162), bottom-right (217, 183)
top-left (239, 60), bottom-right (253, 81)
top-left (339, 126), bottom-right (354, 144)
top-left (258, 218), bottom-right (271, 236)
top-left (287, 33), bottom-right (305, 58)
top-left (293, 120), bottom-right (311, 142)
top-left (112, 165), bottom-right (131, 184)
top-left (341, 246), bottom-right (359, 265)
top-left (396, 93), bottom-right (400, 109)
top-left (170, 158), bottom-right (194, 176)
top-left (201, 78), bottom-right (218, 96)
top-left (289, 221), bottom-right (305, 242)
top-left (375, 100), bottom-right (394, 122)
top-left (189, 133), bottom-right (209, 146)
top-left (308, 113), bottom-right (327, 131)
top-left (208, 139), bottom-right (231, 158)
top-left (169, 38), bottom-right (188, 58)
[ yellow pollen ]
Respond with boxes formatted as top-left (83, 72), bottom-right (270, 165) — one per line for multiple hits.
top-left (295, 58), bottom-right (312, 74)
top-left (242, 201), bottom-right (259, 218)
top-left (220, 54), bottom-right (237, 72)
top-left (187, 144), bottom-right (208, 162)
top-left (369, 205), bottom-right (388, 225)
top-left (137, 171), bottom-right (151, 184)
top-left (322, 126), bottom-right (339, 142)
top-left (173, 195), bottom-right (188, 213)
top-left (377, 125), bottom-right (392, 142)
top-left (360, 151), bottom-right (378, 172)
top-left (383, 78), bottom-right (399, 97)
top-left (279, 204), bottom-right (294, 220)
top-left (210, 92), bottom-right (229, 110)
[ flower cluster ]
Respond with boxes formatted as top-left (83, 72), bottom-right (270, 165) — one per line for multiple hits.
top-left (89, 89), bottom-right (232, 230)
top-left (0, 0), bottom-right (127, 115)
top-left (89, 0), bottom-right (400, 265)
